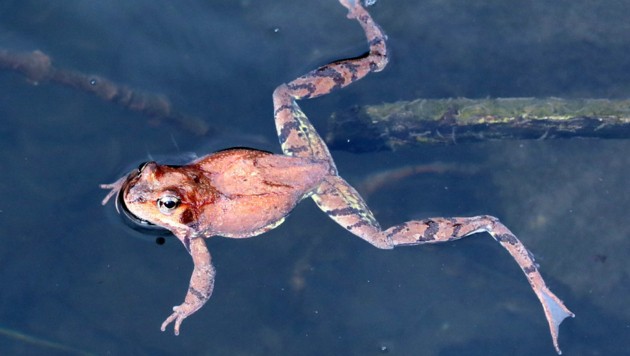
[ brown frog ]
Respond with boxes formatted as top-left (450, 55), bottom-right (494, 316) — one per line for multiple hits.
top-left (102, 0), bottom-right (573, 353)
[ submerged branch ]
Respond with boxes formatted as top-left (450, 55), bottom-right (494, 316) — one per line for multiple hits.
top-left (0, 49), bottom-right (211, 136)
top-left (326, 97), bottom-right (630, 152)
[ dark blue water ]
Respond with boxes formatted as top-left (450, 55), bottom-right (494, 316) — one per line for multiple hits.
top-left (1, 0), bottom-right (628, 354)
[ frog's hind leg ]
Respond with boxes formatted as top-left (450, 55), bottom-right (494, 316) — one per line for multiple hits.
top-left (312, 175), bottom-right (574, 354)
top-left (272, 0), bottom-right (387, 166)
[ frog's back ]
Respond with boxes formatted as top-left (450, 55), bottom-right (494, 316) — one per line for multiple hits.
top-left (196, 148), bottom-right (328, 194)
top-left (193, 148), bottom-right (329, 237)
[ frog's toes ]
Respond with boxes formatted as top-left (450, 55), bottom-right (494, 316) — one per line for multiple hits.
top-left (339, 0), bottom-right (361, 15)
top-left (160, 307), bottom-right (185, 335)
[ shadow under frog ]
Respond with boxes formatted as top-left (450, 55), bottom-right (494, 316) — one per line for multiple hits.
top-left (102, 0), bottom-right (574, 353)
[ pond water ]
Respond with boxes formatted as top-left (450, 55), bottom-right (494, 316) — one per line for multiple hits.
top-left (1, 0), bottom-right (629, 354)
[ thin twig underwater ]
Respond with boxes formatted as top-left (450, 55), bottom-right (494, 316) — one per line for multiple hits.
top-left (0, 325), bottom-right (95, 355)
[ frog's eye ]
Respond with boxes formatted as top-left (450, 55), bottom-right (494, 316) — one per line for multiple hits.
top-left (157, 195), bottom-right (181, 215)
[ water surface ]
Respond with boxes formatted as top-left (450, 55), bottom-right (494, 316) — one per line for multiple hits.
top-left (1, 0), bottom-right (628, 354)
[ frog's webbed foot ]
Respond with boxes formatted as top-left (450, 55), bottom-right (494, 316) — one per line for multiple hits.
top-left (338, 0), bottom-right (360, 16)
top-left (161, 236), bottom-right (216, 335)
top-left (339, 0), bottom-right (372, 19)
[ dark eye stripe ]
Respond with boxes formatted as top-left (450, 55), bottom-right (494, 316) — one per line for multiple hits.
top-left (179, 209), bottom-right (195, 225)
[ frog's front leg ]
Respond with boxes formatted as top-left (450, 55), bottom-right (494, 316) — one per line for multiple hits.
top-left (160, 235), bottom-right (216, 335)
top-left (312, 176), bottom-right (574, 354)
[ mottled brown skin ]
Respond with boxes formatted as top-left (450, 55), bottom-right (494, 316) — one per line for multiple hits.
top-left (102, 0), bottom-right (573, 353)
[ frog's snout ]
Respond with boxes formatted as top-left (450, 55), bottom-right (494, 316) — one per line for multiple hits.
top-left (116, 188), bottom-right (172, 236)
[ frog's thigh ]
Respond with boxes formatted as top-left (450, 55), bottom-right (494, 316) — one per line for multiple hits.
top-left (311, 175), bottom-right (390, 249)
top-left (273, 85), bottom-right (334, 166)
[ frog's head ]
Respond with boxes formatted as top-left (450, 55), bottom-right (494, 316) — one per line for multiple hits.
top-left (102, 162), bottom-right (206, 238)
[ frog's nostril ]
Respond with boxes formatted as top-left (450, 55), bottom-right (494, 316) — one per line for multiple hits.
top-left (137, 161), bottom-right (149, 172)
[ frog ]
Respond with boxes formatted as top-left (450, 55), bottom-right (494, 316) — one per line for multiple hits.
top-left (101, 0), bottom-right (573, 353)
